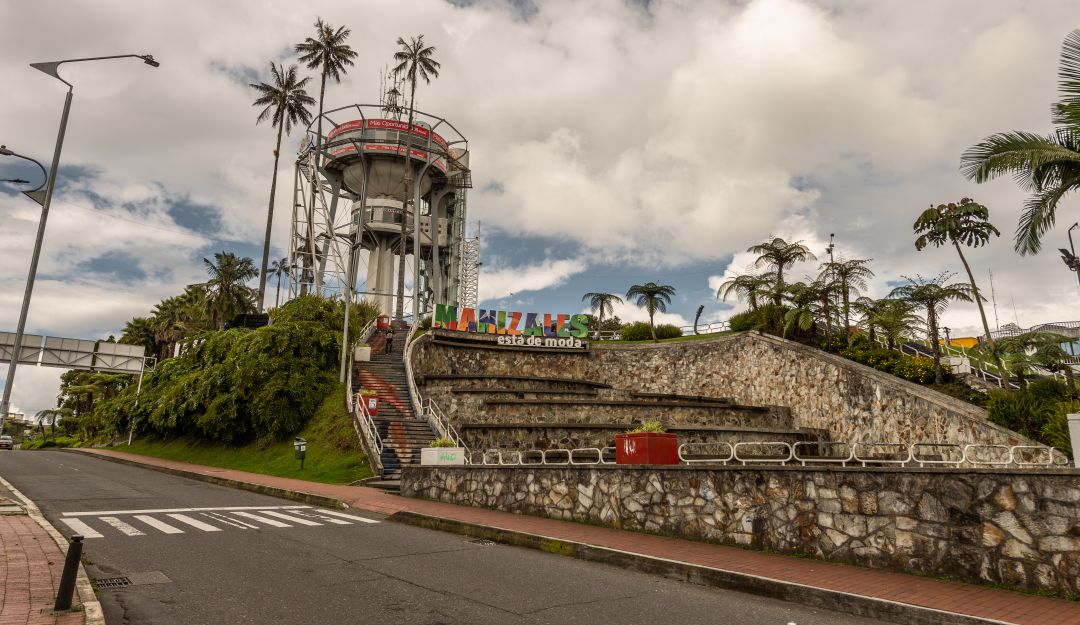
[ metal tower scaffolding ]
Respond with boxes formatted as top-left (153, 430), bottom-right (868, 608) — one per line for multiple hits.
top-left (459, 227), bottom-right (481, 309)
top-left (287, 102), bottom-right (472, 323)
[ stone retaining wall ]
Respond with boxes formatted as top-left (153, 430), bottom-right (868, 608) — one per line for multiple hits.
top-left (412, 332), bottom-right (1032, 448)
top-left (459, 424), bottom-right (817, 451)
top-left (401, 465), bottom-right (1080, 595)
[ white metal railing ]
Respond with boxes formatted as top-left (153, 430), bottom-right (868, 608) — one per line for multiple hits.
top-left (440, 440), bottom-right (1072, 470)
top-left (593, 320), bottom-right (732, 341)
top-left (346, 316), bottom-right (379, 413)
top-left (873, 336), bottom-right (1022, 389)
top-left (352, 391), bottom-right (383, 474)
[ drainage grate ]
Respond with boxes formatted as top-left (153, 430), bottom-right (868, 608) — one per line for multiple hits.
top-left (94, 577), bottom-right (132, 590)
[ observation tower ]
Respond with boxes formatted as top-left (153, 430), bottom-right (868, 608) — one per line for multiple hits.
top-left (288, 99), bottom-right (472, 321)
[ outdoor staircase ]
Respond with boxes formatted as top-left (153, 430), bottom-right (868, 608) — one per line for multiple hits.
top-left (353, 327), bottom-right (437, 486)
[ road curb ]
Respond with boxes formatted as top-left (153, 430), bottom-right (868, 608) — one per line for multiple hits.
top-left (388, 510), bottom-right (1013, 625)
top-left (65, 449), bottom-right (348, 510)
top-left (0, 474), bottom-right (105, 625)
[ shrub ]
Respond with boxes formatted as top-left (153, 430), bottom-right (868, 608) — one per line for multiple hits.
top-left (21, 436), bottom-right (80, 450)
top-left (728, 304), bottom-right (786, 335)
top-left (627, 420), bottom-right (666, 433)
top-left (618, 321), bottom-right (682, 341)
top-left (987, 380), bottom-right (1078, 456)
top-left (428, 437), bottom-right (457, 448)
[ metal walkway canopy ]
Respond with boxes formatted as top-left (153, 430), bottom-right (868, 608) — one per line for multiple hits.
top-left (0, 332), bottom-right (151, 374)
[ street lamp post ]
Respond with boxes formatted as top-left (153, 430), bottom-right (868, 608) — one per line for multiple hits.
top-left (0, 54), bottom-right (158, 435)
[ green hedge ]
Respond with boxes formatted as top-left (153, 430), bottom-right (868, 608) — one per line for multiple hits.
top-left (839, 346), bottom-right (949, 385)
top-left (987, 380), bottom-right (1078, 457)
top-left (619, 321), bottom-right (683, 341)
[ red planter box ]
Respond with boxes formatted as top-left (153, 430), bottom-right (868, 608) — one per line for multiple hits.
top-left (615, 432), bottom-right (679, 465)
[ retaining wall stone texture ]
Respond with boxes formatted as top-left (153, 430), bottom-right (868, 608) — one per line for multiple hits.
top-left (412, 332), bottom-right (1031, 448)
top-left (401, 465), bottom-right (1080, 595)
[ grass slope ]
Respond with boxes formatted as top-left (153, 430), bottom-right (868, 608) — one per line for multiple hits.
top-left (115, 384), bottom-right (372, 485)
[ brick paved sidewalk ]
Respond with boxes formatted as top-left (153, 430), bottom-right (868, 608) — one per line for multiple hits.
top-left (0, 502), bottom-right (84, 625)
top-left (78, 448), bottom-right (1080, 625)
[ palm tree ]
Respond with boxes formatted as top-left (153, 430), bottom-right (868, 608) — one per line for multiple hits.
top-left (296, 19), bottom-right (357, 292)
top-left (270, 257), bottom-right (290, 308)
top-left (961, 30), bottom-right (1080, 255)
top-left (203, 252), bottom-right (259, 329)
top-left (715, 272), bottom-right (774, 312)
top-left (747, 237), bottom-right (816, 307)
top-left (250, 63), bottom-right (315, 311)
top-left (853, 297), bottom-right (922, 349)
top-left (889, 274), bottom-right (974, 384)
top-left (997, 331), bottom-right (1077, 391)
top-left (582, 292), bottom-right (623, 332)
top-left (782, 281), bottom-right (821, 338)
top-left (914, 197), bottom-right (1007, 381)
top-left (392, 34), bottom-right (441, 324)
top-left (120, 316), bottom-right (156, 356)
top-left (625, 282), bottom-right (676, 341)
top-left (820, 258), bottom-right (874, 333)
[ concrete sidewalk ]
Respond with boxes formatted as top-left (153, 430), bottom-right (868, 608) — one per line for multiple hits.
top-left (0, 480), bottom-right (93, 625)
top-left (74, 448), bottom-right (1080, 625)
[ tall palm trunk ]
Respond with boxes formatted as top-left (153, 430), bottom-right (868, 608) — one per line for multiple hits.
top-left (275, 272), bottom-right (282, 308)
top-left (649, 307), bottom-right (657, 342)
top-left (953, 242), bottom-right (1008, 388)
top-left (303, 72), bottom-right (328, 297)
top-left (394, 78), bottom-right (418, 324)
top-left (927, 307), bottom-right (943, 384)
top-left (257, 122), bottom-right (285, 312)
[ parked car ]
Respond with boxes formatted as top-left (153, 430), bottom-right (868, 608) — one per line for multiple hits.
top-left (0, 435), bottom-right (13, 450)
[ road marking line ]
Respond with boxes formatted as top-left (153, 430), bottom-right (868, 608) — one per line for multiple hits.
top-left (200, 512), bottom-right (256, 529)
top-left (166, 514), bottom-right (222, 532)
top-left (257, 510), bottom-right (323, 526)
top-left (134, 515), bottom-right (184, 534)
top-left (100, 516), bottom-right (145, 536)
top-left (291, 510), bottom-right (351, 525)
top-left (59, 518), bottom-right (103, 539)
top-left (231, 511), bottom-right (291, 527)
top-left (314, 510), bottom-right (379, 524)
top-left (61, 505), bottom-right (311, 518)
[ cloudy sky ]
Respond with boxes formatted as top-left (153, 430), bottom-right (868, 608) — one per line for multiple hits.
top-left (2, 0), bottom-right (1080, 416)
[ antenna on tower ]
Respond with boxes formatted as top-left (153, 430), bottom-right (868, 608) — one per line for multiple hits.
top-left (988, 269), bottom-right (1000, 331)
top-left (460, 221), bottom-right (481, 308)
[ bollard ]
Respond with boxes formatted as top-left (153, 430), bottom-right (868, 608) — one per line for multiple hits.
top-left (53, 535), bottom-right (83, 611)
top-left (1068, 414), bottom-right (1080, 469)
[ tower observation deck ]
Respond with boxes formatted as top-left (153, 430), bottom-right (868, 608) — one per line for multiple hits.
top-left (289, 103), bottom-right (472, 321)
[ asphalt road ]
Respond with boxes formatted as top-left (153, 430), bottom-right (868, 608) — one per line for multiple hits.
top-left (0, 451), bottom-right (890, 625)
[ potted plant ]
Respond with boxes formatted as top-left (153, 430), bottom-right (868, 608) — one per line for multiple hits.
top-left (615, 421), bottom-right (679, 465)
top-left (420, 437), bottom-right (466, 466)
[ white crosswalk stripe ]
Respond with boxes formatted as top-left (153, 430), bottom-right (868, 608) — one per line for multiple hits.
top-left (167, 513), bottom-right (222, 532)
top-left (58, 505), bottom-right (380, 539)
top-left (257, 510), bottom-right (323, 526)
top-left (134, 515), bottom-right (184, 534)
top-left (60, 517), bottom-right (104, 539)
top-left (100, 516), bottom-right (146, 536)
top-left (231, 511), bottom-right (292, 527)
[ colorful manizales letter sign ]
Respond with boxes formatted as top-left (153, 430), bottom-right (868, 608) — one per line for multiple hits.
top-left (433, 304), bottom-right (589, 349)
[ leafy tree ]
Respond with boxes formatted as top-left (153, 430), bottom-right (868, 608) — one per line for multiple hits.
top-left (581, 292), bottom-right (623, 330)
top-left (889, 274), bottom-right (974, 384)
top-left (914, 198), bottom-right (1006, 381)
top-left (250, 63), bottom-right (315, 311)
top-left (203, 252), bottom-right (258, 329)
top-left (961, 30), bottom-right (1080, 255)
top-left (625, 282), bottom-right (676, 341)
top-left (782, 281), bottom-right (820, 338)
top-left (34, 408), bottom-right (68, 441)
top-left (715, 272), bottom-right (774, 312)
top-left (747, 237), bottom-right (816, 307)
top-left (820, 258), bottom-right (874, 334)
top-left (391, 34), bottom-right (441, 323)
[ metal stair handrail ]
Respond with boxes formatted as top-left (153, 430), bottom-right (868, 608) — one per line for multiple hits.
top-left (352, 391), bottom-right (384, 474)
top-left (346, 316), bottom-right (380, 413)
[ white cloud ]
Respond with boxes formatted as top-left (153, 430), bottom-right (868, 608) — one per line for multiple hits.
top-left (479, 257), bottom-right (584, 301)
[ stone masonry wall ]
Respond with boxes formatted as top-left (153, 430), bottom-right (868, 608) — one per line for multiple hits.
top-left (402, 465), bottom-right (1080, 595)
top-left (411, 332), bottom-right (1032, 448)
